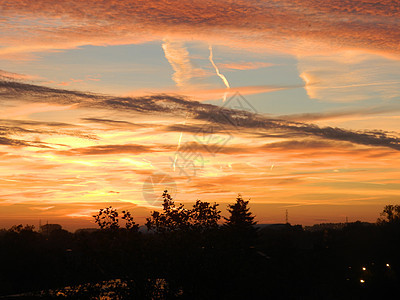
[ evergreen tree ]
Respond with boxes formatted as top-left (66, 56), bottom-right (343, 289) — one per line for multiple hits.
top-left (224, 194), bottom-right (256, 229)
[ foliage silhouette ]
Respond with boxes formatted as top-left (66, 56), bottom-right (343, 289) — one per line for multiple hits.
top-left (146, 190), bottom-right (221, 232)
top-left (121, 210), bottom-right (140, 231)
top-left (93, 206), bottom-right (119, 230)
top-left (190, 199), bottom-right (221, 230)
top-left (146, 190), bottom-right (190, 232)
top-left (8, 224), bottom-right (35, 233)
top-left (378, 204), bottom-right (400, 224)
top-left (93, 206), bottom-right (139, 231)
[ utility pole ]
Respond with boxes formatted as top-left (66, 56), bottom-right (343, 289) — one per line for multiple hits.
top-left (285, 209), bottom-right (289, 224)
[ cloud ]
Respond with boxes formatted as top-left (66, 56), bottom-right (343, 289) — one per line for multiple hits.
top-left (1, 0), bottom-right (399, 60)
top-left (0, 69), bottom-right (39, 81)
top-left (2, 80), bottom-right (400, 152)
top-left (298, 52), bottom-right (400, 101)
top-left (0, 119), bottom-right (80, 129)
top-left (278, 104), bottom-right (400, 122)
top-left (0, 114), bottom-right (98, 150)
top-left (218, 62), bottom-right (273, 71)
top-left (162, 39), bottom-right (204, 87)
top-left (1, 77), bottom-right (400, 225)
top-left (275, 123), bottom-right (400, 151)
top-left (81, 118), bottom-right (149, 129)
top-left (0, 136), bottom-right (32, 147)
top-left (126, 84), bottom-right (300, 101)
top-left (181, 85), bottom-right (300, 100)
top-left (56, 144), bottom-right (154, 156)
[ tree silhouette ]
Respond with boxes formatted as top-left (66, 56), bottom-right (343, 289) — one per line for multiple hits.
top-left (146, 190), bottom-right (190, 232)
top-left (93, 206), bottom-right (139, 231)
top-left (8, 224), bottom-right (35, 233)
top-left (224, 194), bottom-right (256, 229)
top-left (121, 210), bottom-right (139, 231)
top-left (378, 204), bottom-right (400, 224)
top-left (93, 206), bottom-right (119, 230)
top-left (190, 200), bottom-right (221, 229)
top-left (146, 191), bottom-right (221, 232)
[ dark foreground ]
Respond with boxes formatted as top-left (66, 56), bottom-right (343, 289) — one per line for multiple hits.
top-left (0, 221), bottom-right (399, 299)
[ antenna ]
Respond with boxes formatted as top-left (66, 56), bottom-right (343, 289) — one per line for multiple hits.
top-left (285, 209), bottom-right (289, 224)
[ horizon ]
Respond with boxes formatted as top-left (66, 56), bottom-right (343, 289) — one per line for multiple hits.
top-left (0, 197), bottom-right (386, 232)
top-left (1, 214), bottom-right (378, 233)
top-left (1, 1), bottom-right (399, 231)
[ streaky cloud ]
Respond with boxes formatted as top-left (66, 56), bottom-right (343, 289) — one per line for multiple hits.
top-left (1, 79), bottom-right (400, 151)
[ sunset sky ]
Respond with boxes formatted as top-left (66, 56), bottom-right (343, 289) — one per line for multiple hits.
top-left (1, 0), bottom-right (399, 230)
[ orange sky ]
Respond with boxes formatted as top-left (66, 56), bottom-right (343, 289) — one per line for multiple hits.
top-left (0, 0), bottom-right (399, 230)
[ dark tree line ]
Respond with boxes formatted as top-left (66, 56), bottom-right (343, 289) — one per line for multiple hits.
top-left (92, 191), bottom-right (256, 234)
top-left (0, 199), bottom-right (400, 299)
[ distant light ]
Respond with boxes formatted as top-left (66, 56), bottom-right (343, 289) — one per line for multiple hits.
top-left (360, 279), bottom-right (365, 283)
top-left (362, 267), bottom-right (366, 271)
top-left (386, 263), bottom-right (390, 267)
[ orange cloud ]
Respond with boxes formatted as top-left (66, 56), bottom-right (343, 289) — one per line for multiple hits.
top-left (218, 62), bottom-right (273, 71)
top-left (127, 84), bottom-right (301, 101)
top-left (1, 79), bottom-right (400, 228)
top-left (0, 69), bottom-right (39, 81)
top-left (1, 0), bottom-right (399, 59)
top-left (298, 52), bottom-right (400, 102)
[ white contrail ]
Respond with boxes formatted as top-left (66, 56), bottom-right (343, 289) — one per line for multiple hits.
top-left (208, 45), bottom-right (230, 101)
top-left (161, 39), bottom-right (193, 170)
top-left (162, 39), bottom-right (194, 87)
top-left (209, 45), bottom-right (230, 88)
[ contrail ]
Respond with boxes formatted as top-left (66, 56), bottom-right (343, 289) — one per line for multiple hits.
top-left (162, 39), bottom-right (193, 87)
top-left (162, 40), bottom-right (194, 170)
top-left (209, 45), bottom-right (230, 101)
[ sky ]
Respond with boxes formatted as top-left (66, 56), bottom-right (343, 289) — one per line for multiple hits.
top-left (0, 0), bottom-right (399, 230)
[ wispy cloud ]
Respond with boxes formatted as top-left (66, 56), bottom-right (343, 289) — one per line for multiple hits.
top-left (56, 144), bottom-right (155, 156)
top-left (162, 39), bottom-right (204, 87)
top-left (2, 80), bottom-right (400, 151)
top-left (278, 104), bottom-right (400, 122)
top-left (298, 52), bottom-right (400, 101)
top-left (0, 69), bottom-right (39, 81)
top-left (218, 62), bottom-right (273, 71)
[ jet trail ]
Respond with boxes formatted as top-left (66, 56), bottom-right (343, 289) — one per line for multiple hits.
top-left (209, 45), bottom-right (230, 101)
